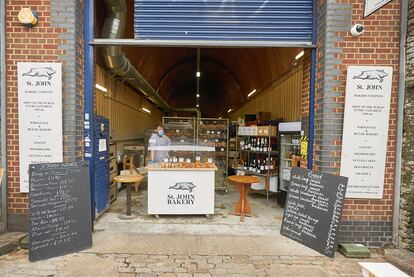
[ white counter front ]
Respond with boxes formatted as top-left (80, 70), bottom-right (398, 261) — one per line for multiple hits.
top-left (147, 165), bottom-right (217, 215)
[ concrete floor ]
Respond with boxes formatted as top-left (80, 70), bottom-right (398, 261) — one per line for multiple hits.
top-left (95, 181), bottom-right (285, 237)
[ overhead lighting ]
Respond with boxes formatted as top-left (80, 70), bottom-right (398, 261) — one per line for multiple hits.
top-left (95, 83), bottom-right (107, 93)
top-left (227, 108), bottom-right (233, 114)
top-left (295, 50), bottom-right (305, 60)
top-left (142, 107), bottom-right (151, 114)
top-left (196, 71), bottom-right (201, 78)
top-left (196, 94), bottom-right (200, 98)
top-left (219, 117), bottom-right (222, 119)
top-left (247, 89), bottom-right (257, 98)
top-left (196, 104), bottom-right (199, 107)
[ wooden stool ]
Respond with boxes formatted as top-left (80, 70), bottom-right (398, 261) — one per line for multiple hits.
top-left (228, 175), bottom-right (261, 222)
top-left (122, 155), bottom-right (140, 192)
top-left (113, 174), bottom-right (144, 220)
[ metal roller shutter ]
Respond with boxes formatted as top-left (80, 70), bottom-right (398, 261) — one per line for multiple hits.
top-left (134, 0), bottom-right (313, 46)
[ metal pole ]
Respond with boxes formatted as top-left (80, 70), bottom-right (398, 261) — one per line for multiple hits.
top-left (126, 184), bottom-right (131, 216)
top-left (307, 0), bottom-right (318, 169)
top-left (392, 0), bottom-right (408, 246)
top-left (1, 0), bottom-right (8, 232)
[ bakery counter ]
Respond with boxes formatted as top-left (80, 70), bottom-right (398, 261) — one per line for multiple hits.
top-left (147, 163), bottom-right (217, 216)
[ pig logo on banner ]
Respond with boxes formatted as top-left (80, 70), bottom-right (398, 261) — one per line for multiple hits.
top-left (353, 69), bottom-right (388, 83)
top-left (22, 67), bottom-right (57, 80)
top-left (169, 182), bottom-right (196, 193)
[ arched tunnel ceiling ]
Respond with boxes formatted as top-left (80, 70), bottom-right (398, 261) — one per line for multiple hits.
top-left (95, 0), bottom-right (303, 118)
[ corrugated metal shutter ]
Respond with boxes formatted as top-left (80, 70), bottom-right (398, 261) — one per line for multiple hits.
top-left (134, 0), bottom-right (313, 46)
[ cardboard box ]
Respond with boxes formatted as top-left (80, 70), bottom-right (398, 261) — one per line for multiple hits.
top-left (257, 126), bottom-right (277, 137)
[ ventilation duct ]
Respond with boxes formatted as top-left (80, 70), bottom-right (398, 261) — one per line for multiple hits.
top-left (100, 0), bottom-right (171, 111)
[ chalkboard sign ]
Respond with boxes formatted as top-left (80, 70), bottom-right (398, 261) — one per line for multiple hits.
top-left (29, 161), bottom-right (92, 262)
top-left (280, 167), bottom-right (348, 257)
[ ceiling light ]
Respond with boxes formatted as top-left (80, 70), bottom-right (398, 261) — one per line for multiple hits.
top-left (247, 89), bottom-right (257, 98)
top-left (196, 71), bottom-right (201, 78)
top-left (295, 50), bottom-right (305, 60)
top-left (227, 108), bottom-right (233, 114)
top-left (95, 83), bottom-right (107, 93)
top-left (196, 94), bottom-right (200, 98)
top-left (196, 104), bottom-right (199, 107)
top-left (219, 117), bottom-right (222, 119)
top-left (142, 107), bottom-right (151, 114)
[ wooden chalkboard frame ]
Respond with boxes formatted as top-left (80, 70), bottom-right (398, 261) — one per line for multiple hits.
top-left (28, 161), bottom-right (92, 262)
top-left (280, 167), bottom-right (348, 257)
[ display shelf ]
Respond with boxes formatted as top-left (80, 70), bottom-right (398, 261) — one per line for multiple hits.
top-left (281, 143), bottom-right (301, 146)
top-left (240, 149), bottom-right (279, 155)
top-left (235, 125), bottom-right (279, 205)
top-left (197, 118), bottom-right (229, 192)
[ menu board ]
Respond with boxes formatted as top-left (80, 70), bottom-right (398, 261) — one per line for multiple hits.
top-left (29, 161), bottom-right (92, 262)
top-left (281, 167), bottom-right (348, 258)
top-left (18, 62), bottom-right (63, 192)
top-left (340, 66), bottom-right (392, 199)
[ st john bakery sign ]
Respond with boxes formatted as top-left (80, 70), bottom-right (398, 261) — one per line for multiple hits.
top-left (340, 66), bottom-right (392, 199)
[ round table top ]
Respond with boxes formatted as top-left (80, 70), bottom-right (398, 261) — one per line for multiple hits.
top-left (228, 175), bottom-right (261, 184)
top-left (113, 174), bottom-right (144, 183)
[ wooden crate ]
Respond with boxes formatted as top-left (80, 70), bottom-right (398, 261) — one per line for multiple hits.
top-left (109, 183), bottom-right (117, 203)
top-left (109, 143), bottom-right (117, 159)
top-left (109, 158), bottom-right (117, 173)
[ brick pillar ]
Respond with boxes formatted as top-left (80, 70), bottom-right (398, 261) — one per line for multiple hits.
top-left (6, 0), bottom-right (85, 231)
top-left (400, 0), bottom-right (414, 249)
top-left (316, 0), bottom-right (401, 247)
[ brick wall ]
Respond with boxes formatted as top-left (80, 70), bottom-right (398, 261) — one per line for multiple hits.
top-left (400, 0), bottom-right (414, 248)
top-left (316, 0), bottom-right (401, 246)
top-left (6, 0), bottom-right (85, 231)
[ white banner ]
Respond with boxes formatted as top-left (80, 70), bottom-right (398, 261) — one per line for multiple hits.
top-left (364, 0), bottom-right (393, 17)
top-left (340, 66), bottom-right (392, 199)
top-left (18, 63), bottom-right (63, 192)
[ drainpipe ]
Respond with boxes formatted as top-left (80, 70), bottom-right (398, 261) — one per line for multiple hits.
top-left (101, 0), bottom-right (171, 112)
top-left (392, 0), bottom-right (408, 246)
top-left (307, 0), bottom-right (318, 169)
top-left (1, 0), bottom-right (7, 232)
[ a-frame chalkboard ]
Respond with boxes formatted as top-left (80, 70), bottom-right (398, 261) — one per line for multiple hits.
top-left (281, 167), bottom-right (348, 257)
top-left (29, 161), bottom-right (92, 262)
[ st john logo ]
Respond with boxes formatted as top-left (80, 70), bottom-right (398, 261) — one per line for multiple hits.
top-left (353, 69), bottom-right (388, 83)
top-left (169, 182), bottom-right (196, 193)
top-left (22, 67), bottom-right (56, 80)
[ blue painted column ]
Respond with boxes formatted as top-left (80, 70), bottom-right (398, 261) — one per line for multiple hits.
top-left (84, 0), bottom-right (95, 221)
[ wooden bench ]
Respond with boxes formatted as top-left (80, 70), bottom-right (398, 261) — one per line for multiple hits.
top-left (358, 262), bottom-right (409, 277)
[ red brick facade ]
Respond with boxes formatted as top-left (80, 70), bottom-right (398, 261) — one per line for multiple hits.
top-left (6, 1), bottom-right (65, 225)
top-left (335, 1), bottom-right (399, 223)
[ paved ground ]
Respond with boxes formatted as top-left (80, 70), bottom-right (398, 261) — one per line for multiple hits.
top-left (0, 187), bottom-right (402, 276)
top-left (0, 247), bottom-right (384, 277)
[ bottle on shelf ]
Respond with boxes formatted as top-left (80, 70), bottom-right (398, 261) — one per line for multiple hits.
top-left (270, 157), bottom-right (274, 173)
top-left (265, 157), bottom-right (269, 173)
top-left (260, 159), bottom-right (265, 174)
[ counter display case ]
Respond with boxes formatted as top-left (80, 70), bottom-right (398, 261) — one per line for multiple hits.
top-left (162, 117), bottom-right (196, 161)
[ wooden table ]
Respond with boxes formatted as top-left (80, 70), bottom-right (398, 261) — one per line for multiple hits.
top-left (228, 175), bottom-right (261, 222)
top-left (113, 174), bottom-right (144, 220)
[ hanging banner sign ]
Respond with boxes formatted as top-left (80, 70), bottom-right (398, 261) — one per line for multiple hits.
top-left (364, 0), bottom-right (393, 17)
top-left (18, 62), bottom-right (63, 192)
top-left (340, 66), bottom-right (393, 199)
